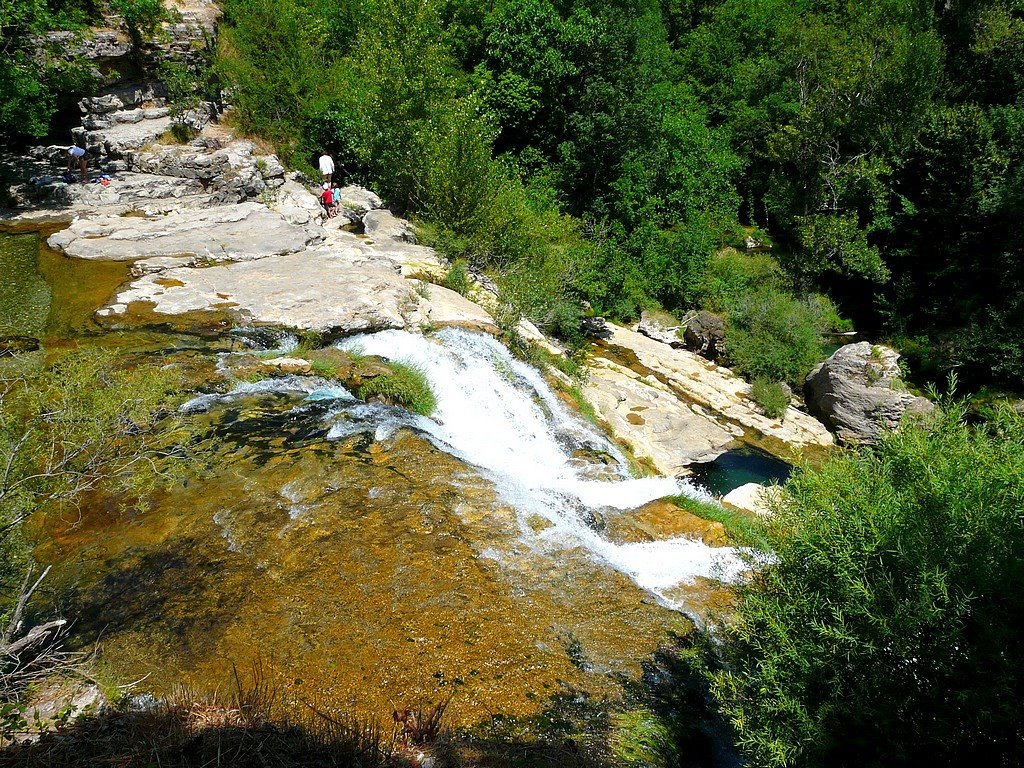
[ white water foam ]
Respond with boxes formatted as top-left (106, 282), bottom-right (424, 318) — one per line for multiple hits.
top-left (337, 329), bottom-right (746, 602)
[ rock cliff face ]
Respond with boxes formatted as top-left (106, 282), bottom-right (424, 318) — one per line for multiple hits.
top-left (804, 342), bottom-right (935, 444)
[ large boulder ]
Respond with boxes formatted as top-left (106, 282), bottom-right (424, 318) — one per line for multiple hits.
top-left (363, 208), bottom-right (416, 244)
top-left (637, 310), bottom-right (684, 348)
top-left (804, 342), bottom-right (934, 444)
top-left (682, 311), bottom-right (726, 363)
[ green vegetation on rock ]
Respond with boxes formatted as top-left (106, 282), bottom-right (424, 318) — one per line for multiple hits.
top-left (750, 378), bottom-right (790, 420)
top-left (358, 360), bottom-right (437, 416)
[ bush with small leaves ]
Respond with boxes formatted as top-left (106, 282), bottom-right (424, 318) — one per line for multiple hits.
top-left (750, 377), bottom-right (789, 420)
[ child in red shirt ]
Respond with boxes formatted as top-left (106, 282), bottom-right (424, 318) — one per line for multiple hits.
top-left (321, 183), bottom-right (336, 218)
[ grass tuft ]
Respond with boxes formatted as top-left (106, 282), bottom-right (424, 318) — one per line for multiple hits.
top-left (669, 494), bottom-right (770, 549)
top-left (358, 361), bottom-right (437, 416)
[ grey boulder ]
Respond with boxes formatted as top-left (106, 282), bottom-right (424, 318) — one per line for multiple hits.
top-left (804, 342), bottom-right (934, 444)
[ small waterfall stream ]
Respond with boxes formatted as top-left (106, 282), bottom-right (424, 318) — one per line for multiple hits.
top-left (335, 329), bottom-right (746, 600)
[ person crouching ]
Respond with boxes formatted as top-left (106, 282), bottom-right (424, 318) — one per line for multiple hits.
top-left (67, 144), bottom-right (88, 183)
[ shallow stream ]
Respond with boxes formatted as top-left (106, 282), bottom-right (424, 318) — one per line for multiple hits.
top-left (3, 229), bottom-right (745, 727)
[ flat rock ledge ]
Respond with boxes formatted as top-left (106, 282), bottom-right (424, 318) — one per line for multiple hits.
top-left (586, 325), bottom-right (833, 471)
top-left (585, 356), bottom-right (740, 473)
top-left (96, 240), bottom-right (497, 337)
top-left (47, 202), bottom-right (322, 261)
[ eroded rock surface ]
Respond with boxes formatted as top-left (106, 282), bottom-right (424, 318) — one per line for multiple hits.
top-left (588, 325), bottom-right (833, 467)
top-left (47, 202), bottom-right (321, 261)
top-left (96, 236), bottom-right (497, 336)
top-left (804, 342), bottom-right (935, 444)
top-left (637, 310), bottom-right (684, 348)
top-left (363, 208), bottom-right (416, 244)
top-left (585, 356), bottom-right (738, 472)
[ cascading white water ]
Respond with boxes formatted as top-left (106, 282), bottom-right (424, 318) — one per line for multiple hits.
top-left (336, 329), bottom-right (746, 602)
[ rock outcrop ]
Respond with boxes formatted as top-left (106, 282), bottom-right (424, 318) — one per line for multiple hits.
top-left (682, 311), bottom-right (726, 363)
top-left (80, 212), bottom-right (498, 337)
top-left (585, 355), bottom-right (740, 472)
top-left (637, 310), bottom-right (684, 348)
top-left (585, 325), bottom-right (833, 471)
top-left (47, 202), bottom-right (321, 261)
top-left (804, 342), bottom-right (935, 444)
top-left (363, 209), bottom-right (416, 244)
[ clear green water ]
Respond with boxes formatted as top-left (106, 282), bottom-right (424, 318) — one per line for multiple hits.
top-left (689, 446), bottom-right (793, 497)
top-left (0, 232), bottom-right (52, 338)
top-left (2, 230), bottom-right (704, 728)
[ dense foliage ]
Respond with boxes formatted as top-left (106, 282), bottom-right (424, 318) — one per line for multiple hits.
top-left (215, 0), bottom-right (1024, 393)
top-left (0, 0), bottom-right (99, 140)
top-left (714, 403), bottom-right (1024, 766)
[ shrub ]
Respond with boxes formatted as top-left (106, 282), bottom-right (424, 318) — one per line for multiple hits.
top-left (698, 249), bottom-right (786, 314)
top-left (442, 259), bottom-right (470, 296)
top-left (750, 377), bottom-right (789, 420)
top-left (669, 494), bottom-right (770, 549)
top-left (714, 402), bottom-right (1024, 767)
top-left (110, 0), bottom-right (167, 72)
top-left (725, 288), bottom-right (827, 386)
top-left (358, 361), bottom-right (436, 416)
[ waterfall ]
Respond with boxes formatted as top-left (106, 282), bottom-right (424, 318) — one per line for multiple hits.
top-left (337, 329), bottom-right (746, 602)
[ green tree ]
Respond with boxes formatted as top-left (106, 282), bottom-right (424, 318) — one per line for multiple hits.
top-left (0, 0), bottom-right (95, 141)
top-left (714, 402), bottom-right (1024, 767)
top-left (110, 0), bottom-right (166, 73)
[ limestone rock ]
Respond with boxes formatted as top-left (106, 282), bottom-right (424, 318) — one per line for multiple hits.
top-left (722, 482), bottom-right (782, 517)
top-left (637, 310), bottom-right (684, 348)
top-left (122, 140), bottom-right (281, 203)
top-left (97, 234), bottom-right (497, 337)
top-left (584, 355), bottom-right (738, 472)
top-left (28, 172), bottom-right (209, 211)
top-left (45, 29), bottom-right (130, 62)
top-left (334, 185), bottom-right (383, 215)
top-left (419, 284), bottom-right (499, 335)
top-left (804, 342), bottom-right (935, 444)
top-left (48, 202), bottom-right (321, 261)
top-left (80, 81), bottom-right (166, 115)
top-left (589, 325), bottom-right (834, 460)
top-left (270, 180), bottom-right (325, 226)
top-left (99, 248), bottom-right (412, 334)
top-left (682, 311), bottom-right (726, 363)
top-left (363, 208), bottom-right (417, 244)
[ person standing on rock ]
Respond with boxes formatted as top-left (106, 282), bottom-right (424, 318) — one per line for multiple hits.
top-left (318, 151), bottom-right (334, 184)
top-left (66, 144), bottom-right (88, 183)
top-left (321, 183), bottom-right (337, 218)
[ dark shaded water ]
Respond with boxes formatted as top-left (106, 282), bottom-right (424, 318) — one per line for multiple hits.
top-left (689, 446), bottom-right (792, 496)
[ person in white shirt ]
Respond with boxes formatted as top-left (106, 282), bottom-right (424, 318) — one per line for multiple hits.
top-left (318, 151), bottom-right (334, 184)
top-left (67, 144), bottom-right (88, 182)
